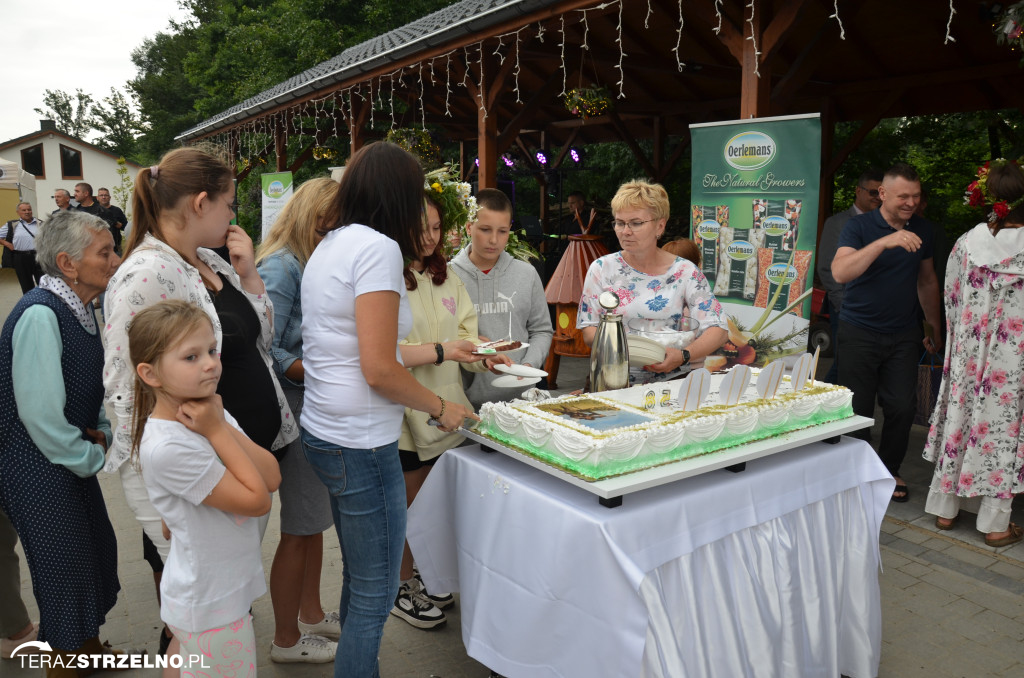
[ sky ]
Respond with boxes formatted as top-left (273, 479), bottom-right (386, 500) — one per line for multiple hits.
top-left (1, 0), bottom-right (192, 143)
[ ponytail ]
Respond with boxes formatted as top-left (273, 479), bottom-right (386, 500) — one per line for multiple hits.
top-left (124, 147), bottom-right (234, 260)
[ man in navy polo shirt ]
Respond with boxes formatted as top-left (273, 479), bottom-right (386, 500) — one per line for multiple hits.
top-left (831, 163), bottom-right (943, 503)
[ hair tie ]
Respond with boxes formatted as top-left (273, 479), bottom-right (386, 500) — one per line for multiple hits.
top-left (150, 165), bottom-right (160, 179)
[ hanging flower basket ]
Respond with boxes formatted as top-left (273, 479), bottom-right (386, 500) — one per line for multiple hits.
top-left (563, 86), bottom-right (613, 119)
top-left (385, 127), bottom-right (442, 167)
top-left (312, 146), bottom-right (338, 161)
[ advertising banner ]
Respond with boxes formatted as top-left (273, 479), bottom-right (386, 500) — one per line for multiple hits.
top-left (261, 172), bottom-right (294, 241)
top-left (689, 113), bottom-right (821, 368)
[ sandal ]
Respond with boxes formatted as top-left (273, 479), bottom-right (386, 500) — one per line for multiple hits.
top-left (891, 483), bottom-right (910, 503)
top-left (935, 513), bottom-right (959, 531)
top-left (984, 523), bottom-right (1024, 548)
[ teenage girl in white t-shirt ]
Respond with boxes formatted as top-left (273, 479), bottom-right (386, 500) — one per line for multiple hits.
top-left (300, 141), bottom-right (476, 678)
top-left (128, 299), bottom-right (281, 677)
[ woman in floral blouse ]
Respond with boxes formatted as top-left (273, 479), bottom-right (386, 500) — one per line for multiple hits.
top-left (578, 180), bottom-right (727, 384)
top-left (102, 147), bottom-right (295, 652)
top-left (923, 159), bottom-right (1024, 548)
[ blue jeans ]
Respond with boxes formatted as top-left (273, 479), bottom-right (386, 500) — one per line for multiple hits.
top-left (301, 429), bottom-right (406, 678)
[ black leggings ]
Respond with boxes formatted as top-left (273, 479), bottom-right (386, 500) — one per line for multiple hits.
top-left (141, 532), bottom-right (165, 573)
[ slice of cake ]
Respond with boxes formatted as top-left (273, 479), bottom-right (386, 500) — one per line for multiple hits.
top-left (473, 339), bottom-right (524, 354)
top-left (476, 369), bottom-right (853, 480)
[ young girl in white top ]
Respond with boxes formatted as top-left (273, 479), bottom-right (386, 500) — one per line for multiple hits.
top-left (128, 299), bottom-right (281, 677)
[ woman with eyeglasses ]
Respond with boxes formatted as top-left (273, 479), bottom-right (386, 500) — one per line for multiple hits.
top-left (577, 179), bottom-right (728, 384)
top-left (102, 147), bottom-right (295, 656)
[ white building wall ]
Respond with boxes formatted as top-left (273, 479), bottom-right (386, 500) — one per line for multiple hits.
top-left (0, 133), bottom-right (140, 218)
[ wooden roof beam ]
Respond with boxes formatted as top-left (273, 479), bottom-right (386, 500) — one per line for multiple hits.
top-left (608, 110), bottom-right (657, 178)
top-left (685, 0), bottom-right (744, 64)
top-left (486, 45), bottom-right (519, 110)
top-left (823, 61), bottom-right (1024, 97)
top-left (823, 87), bottom-right (904, 178)
top-left (740, 7), bottom-right (768, 118)
top-left (497, 68), bottom-right (567, 152)
top-left (288, 142), bottom-right (316, 173)
top-left (770, 16), bottom-right (831, 109)
top-left (676, 0), bottom-right (737, 65)
top-left (550, 126), bottom-right (581, 169)
top-left (760, 0), bottom-right (810, 67)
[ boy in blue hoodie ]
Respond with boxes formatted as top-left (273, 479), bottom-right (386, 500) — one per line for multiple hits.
top-left (450, 189), bottom-right (553, 408)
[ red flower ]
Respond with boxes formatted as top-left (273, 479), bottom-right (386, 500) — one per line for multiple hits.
top-left (993, 201), bottom-right (1011, 218)
top-left (967, 189), bottom-right (985, 207)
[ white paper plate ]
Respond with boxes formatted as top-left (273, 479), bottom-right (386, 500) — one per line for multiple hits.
top-left (493, 363), bottom-right (548, 378)
top-left (473, 341), bottom-right (530, 355)
top-left (627, 336), bottom-right (666, 367)
top-left (491, 374), bottom-right (542, 388)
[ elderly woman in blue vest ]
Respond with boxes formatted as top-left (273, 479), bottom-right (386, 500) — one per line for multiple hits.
top-left (0, 210), bottom-right (124, 676)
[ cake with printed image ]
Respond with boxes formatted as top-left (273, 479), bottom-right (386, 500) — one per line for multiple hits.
top-left (475, 369), bottom-right (854, 480)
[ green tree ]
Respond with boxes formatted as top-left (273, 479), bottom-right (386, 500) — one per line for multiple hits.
top-left (33, 88), bottom-right (94, 138)
top-left (831, 110), bottom-right (1024, 243)
top-left (129, 0), bottom-right (457, 159)
top-left (113, 158), bottom-right (134, 223)
top-left (91, 88), bottom-right (145, 163)
top-left (129, 27), bottom-right (205, 161)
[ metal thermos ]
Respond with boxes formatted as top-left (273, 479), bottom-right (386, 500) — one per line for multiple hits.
top-left (590, 291), bottom-right (629, 392)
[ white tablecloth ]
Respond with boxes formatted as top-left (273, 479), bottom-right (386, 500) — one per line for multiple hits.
top-left (407, 438), bottom-right (893, 678)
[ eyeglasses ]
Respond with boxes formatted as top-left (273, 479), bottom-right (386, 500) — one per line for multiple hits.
top-left (613, 219), bottom-right (658, 231)
top-left (858, 186), bottom-right (880, 197)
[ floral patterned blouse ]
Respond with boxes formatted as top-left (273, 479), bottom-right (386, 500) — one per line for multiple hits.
top-left (102, 234), bottom-right (296, 473)
top-left (923, 223), bottom-right (1024, 499)
top-left (577, 252), bottom-right (726, 383)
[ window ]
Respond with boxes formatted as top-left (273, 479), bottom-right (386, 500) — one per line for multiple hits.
top-left (60, 144), bottom-right (82, 179)
top-left (21, 144), bottom-right (44, 178)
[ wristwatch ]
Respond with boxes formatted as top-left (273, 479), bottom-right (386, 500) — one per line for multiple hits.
top-left (433, 343), bottom-right (444, 365)
top-left (681, 349), bottom-right (691, 365)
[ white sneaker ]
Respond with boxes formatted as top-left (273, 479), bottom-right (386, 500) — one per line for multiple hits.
top-left (270, 634), bottom-right (337, 664)
top-left (297, 611), bottom-right (341, 640)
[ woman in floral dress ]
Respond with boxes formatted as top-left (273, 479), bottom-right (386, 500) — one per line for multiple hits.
top-left (923, 159), bottom-right (1024, 548)
top-left (578, 179), bottom-right (727, 384)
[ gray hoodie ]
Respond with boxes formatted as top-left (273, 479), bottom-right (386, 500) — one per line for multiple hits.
top-left (451, 247), bottom-right (554, 408)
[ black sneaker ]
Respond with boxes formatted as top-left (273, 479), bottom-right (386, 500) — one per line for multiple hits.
top-left (390, 579), bottom-right (446, 629)
top-left (413, 568), bottom-right (455, 610)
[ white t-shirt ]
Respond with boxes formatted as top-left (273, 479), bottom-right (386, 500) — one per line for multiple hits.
top-left (139, 412), bottom-right (267, 633)
top-left (300, 224), bottom-right (413, 448)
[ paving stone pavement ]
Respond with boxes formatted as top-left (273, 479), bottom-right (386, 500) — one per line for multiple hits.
top-left (1, 266), bottom-right (1022, 678)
